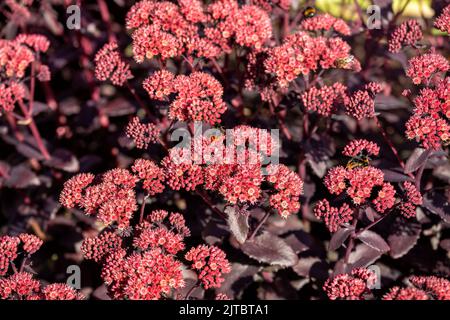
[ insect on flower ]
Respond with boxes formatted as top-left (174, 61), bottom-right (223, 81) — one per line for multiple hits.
top-left (303, 6), bottom-right (317, 18)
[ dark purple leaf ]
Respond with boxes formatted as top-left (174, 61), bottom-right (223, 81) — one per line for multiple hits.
top-left (44, 149), bottom-right (79, 172)
top-left (387, 219), bottom-right (421, 259)
top-left (225, 206), bottom-right (249, 244)
top-left (382, 169), bottom-right (414, 182)
top-left (241, 232), bottom-right (298, 267)
top-left (102, 98), bottom-right (135, 117)
top-left (423, 192), bottom-right (450, 223)
top-left (292, 257), bottom-right (328, 280)
top-left (5, 164), bottom-right (40, 189)
top-left (357, 230), bottom-right (390, 253)
top-left (349, 244), bottom-right (384, 268)
top-left (329, 226), bottom-right (355, 251)
top-left (405, 148), bottom-right (432, 174)
top-left (217, 263), bottom-right (259, 298)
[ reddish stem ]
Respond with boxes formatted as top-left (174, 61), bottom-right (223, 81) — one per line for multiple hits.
top-left (18, 100), bottom-right (51, 160)
top-left (374, 116), bottom-right (414, 178)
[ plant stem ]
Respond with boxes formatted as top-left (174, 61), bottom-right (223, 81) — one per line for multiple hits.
top-left (374, 116), bottom-right (413, 178)
top-left (415, 152), bottom-right (430, 192)
top-left (185, 282), bottom-right (199, 300)
top-left (344, 215), bottom-right (358, 267)
top-left (139, 194), bottom-right (150, 224)
top-left (17, 100), bottom-right (51, 160)
top-left (249, 210), bottom-right (271, 240)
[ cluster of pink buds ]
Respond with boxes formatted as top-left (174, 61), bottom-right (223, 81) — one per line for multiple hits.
top-left (323, 268), bottom-right (377, 300)
top-left (388, 20), bottom-right (423, 53)
top-left (94, 41), bottom-right (133, 86)
top-left (0, 234), bottom-right (83, 300)
top-left (434, 5), bottom-right (450, 34)
top-left (405, 77), bottom-right (449, 150)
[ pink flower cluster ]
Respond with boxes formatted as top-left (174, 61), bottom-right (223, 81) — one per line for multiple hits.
top-left (126, 0), bottom-right (273, 62)
top-left (94, 41), bottom-right (133, 86)
top-left (125, 116), bottom-right (160, 149)
top-left (250, 0), bottom-right (291, 12)
top-left (233, 5), bottom-right (272, 51)
top-left (324, 165), bottom-right (385, 205)
top-left (342, 139), bottom-right (380, 157)
top-left (323, 268), bottom-right (377, 300)
top-left (133, 210), bottom-right (188, 254)
top-left (406, 50), bottom-right (449, 85)
top-left (383, 275), bottom-right (450, 300)
top-left (0, 82), bottom-right (25, 113)
top-left (265, 32), bottom-right (355, 87)
top-left (185, 244), bottom-right (231, 289)
top-left (131, 158), bottom-right (166, 195)
top-left (434, 5), bottom-right (450, 34)
top-left (144, 71), bottom-right (227, 125)
top-left (314, 140), bottom-right (405, 231)
top-left (300, 13), bottom-right (351, 36)
top-left (0, 34), bottom-right (49, 78)
top-left (409, 275), bottom-right (450, 300)
top-left (0, 233), bottom-right (83, 300)
top-left (301, 83), bottom-right (348, 117)
top-left (169, 72), bottom-right (227, 125)
top-left (266, 164), bottom-right (303, 218)
top-left (102, 248), bottom-right (185, 300)
top-left (80, 209), bottom-right (192, 300)
top-left (344, 82), bottom-right (383, 120)
top-left (314, 199), bottom-right (353, 232)
top-left (405, 77), bottom-right (450, 150)
top-left (0, 234), bottom-right (42, 276)
top-left (143, 70), bottom-right (175, 101)
top-left (383, 287), bottom-right (429, 300)
top-left (398, 181), bottom-right (423, 218)
top-left (388, 20), bottom-right (423, 53)
top-left (60, 169), bottom-right (138, 229)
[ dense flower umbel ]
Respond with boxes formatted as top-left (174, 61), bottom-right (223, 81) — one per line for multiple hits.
top-left (81, 231), bottom-right (123, 263)
top-left (185, 245), bottom-right (231, 289)
top-left (218, 164), bottom-right (263, 204)
top-left (0, 236), bottom-right (20, 276)
top-left (0, 233), bottom-right (83, 300)
top-left (302, 83), bottom-right (348, 117)
top-left (250, 0), bottom-right (291, 12)
top-left (143, 70), bottom-right (176, 101)
top-left (345, 82), bottom-right (383, 120)
top-left (131, 159), bottom-right (165, 195)
top-left (94, 42), bottom-right (133, 86)
top-left (126, 116), bottom-right (160, 149)
top-left (388, 20), bottom-right (423, 53)
top-left (264, 31), bottom-right (355, 88)
top-left (323, 268), bottom-right (377, 300)
top-left (406, 50), bottom-right (449, 85)
top-left (18, 234), bottom-right (42, 254)
top-left (0, 34), bottom-right (49, 78)
top-left (161, 152), bottom-right (204, 191)
top-left (266, 164), bottom-right (303, 218)
top-left (42, 284), bottom-right (84, 300)
top-left (60, 170), bottom-right (138, 229)
top-left (342, 139), bottom-right (380, 158)
top-left (300, 13), bottom-right (351, 36)
top-left (383, 287), bottom-right (429, 300)
top-left (169, 72), bottom-right (227, 125)
top-left (435, 5), bottom-right (450, 34)
top-left (100, 249), bottom-right (185, 300)
top-left (233, 5), bottom-right (272, 50)
top-left (59, 173), bottom-right (95, 209)
top-left (324, 166), bottom-right (385, 204)
top-left (405, 77), bottom-right (450, 149)
top-left (409, 276), bottom-right (450, 300)
top-left (314, 199), bottom-right (354, 232)
top-left (0, 82), bottom-right (25, 113)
